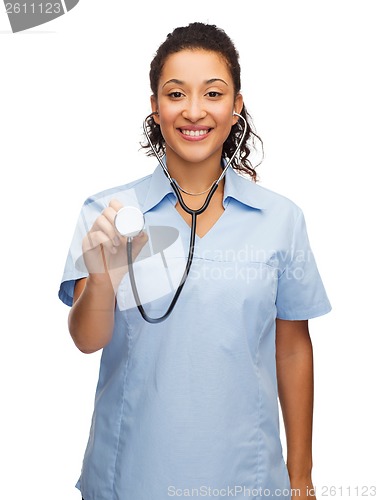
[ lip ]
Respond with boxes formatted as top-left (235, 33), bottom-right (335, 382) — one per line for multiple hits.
top-left (178, 126), bottom-right (212, 141)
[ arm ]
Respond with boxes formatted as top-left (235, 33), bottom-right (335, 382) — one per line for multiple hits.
top-left (276, 318), bottom-right (316, 498)
top-left (68, 199), bottom-right (148, 354)
top-left (68, 274), bottom-right (116, 354)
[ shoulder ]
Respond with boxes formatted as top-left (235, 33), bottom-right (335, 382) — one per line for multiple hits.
top-left (232, 170), bottom-right (303, 221)
top-left (81, 173), bottom-right (154, 211)
top-left (255, 182), bottom-right (302, 214)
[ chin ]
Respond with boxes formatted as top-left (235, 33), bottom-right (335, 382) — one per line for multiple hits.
top-left (169, 145), bottom-right (222, 166)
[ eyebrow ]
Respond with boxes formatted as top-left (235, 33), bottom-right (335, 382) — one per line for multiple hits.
top-left (162, 78), bottom-right (229, 88)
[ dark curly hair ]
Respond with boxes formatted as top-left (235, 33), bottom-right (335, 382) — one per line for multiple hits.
top-left (142, 22), bottom-right (263, 181)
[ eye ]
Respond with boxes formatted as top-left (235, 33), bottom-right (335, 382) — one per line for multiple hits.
top-left (206, 91), bottom-right (222, 98)
top-left (168, 91), bottom-right (184, 99)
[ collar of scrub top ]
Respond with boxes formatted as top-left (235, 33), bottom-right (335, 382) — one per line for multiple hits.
top-left (142, 156), bottom-right (266, 214)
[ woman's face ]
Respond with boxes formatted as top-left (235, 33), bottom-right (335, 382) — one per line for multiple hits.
top-left (151, 49), bottom-right (243, 166)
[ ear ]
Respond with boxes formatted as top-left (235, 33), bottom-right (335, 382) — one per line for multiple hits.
top-left (232, 93), bottom-right (244, 125)
top-left (150, 95), bottom-right (160, 125)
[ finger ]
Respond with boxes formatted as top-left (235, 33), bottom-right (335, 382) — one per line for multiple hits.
top-left (133, 230), bottom-right (149, 245)
top-left (109, 199), bottom-right (124, 213)
top-left (101, 206), bottom-right (118, 226)
top-left (129, 231), bottom-right (149, 259)
top-left (101, 206), bottom-right (123, 243)
top-left (94, 214), bottom-right (120, 249)
top-left (83, 230), bottom-right (113, 253)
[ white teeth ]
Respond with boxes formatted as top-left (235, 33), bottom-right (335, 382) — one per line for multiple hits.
top-left (181, 129), bottom-right (209, 137)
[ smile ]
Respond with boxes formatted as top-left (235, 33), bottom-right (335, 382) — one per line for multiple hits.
top-left (179, 128), bottom-right (212, 140)
top-left (181, 129), bottom-right (209, 137)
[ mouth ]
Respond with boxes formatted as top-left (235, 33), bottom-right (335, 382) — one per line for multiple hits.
top-left (178, 128), bottom-right (212, 141)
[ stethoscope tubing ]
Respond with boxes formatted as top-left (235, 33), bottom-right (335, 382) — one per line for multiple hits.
top-left (142, 112), bottom-right (247, 200)
top-left (127, 207), bottom-right (198, 324)
top-left (127, 112), bottom-right (247, 323)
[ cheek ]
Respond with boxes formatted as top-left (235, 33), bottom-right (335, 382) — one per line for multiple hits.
top-left (156, 101), bottom-right (176, 121)
top-left (216, 109), bottom-right (235, 138)
top-left (157, 114), bottom-right (176, 139)
top-left (155, 107), bottom-right (178, 145)
top-left (158, 118), bottom-right (174, 143)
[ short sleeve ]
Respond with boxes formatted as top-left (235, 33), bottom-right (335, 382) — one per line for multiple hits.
top-left (276, 209), bottom-right (331, 320)
top-left (58, 198), bottom-right (106, 307)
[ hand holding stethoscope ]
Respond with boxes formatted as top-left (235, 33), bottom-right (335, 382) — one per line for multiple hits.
top-left (82, 199), bottom-right (148, 291)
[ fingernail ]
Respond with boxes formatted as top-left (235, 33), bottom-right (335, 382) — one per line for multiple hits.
top-left (113, 236), bottom-right (120, 246)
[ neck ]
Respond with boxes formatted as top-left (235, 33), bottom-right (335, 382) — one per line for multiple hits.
top-left (165, 150), bottom-right (224, 194)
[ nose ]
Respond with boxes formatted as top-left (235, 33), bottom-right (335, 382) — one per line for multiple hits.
top-left (181, 99), bottom-right (207, 122)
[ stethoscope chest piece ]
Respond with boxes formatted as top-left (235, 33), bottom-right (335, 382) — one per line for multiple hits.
top-left (114, 206), bottom-right (145, 238)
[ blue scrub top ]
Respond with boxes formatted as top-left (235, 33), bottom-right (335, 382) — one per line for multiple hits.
top-left (59, 162), bottom-right (331, 500)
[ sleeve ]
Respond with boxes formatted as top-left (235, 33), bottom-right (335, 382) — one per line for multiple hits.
top-left (275, 208), bottom-right (332, 320)
top-left (58, 198), bottom-right (105, 307)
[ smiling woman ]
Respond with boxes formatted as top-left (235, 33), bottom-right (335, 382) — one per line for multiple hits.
top-left (144, 23), bottom-right (260, 182)
top-left (59, 21), bottom-right (331, 500)
top-left (150, 49), bottom-right (243, 181)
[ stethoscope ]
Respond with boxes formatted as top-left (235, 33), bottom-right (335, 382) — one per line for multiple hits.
top-left (114, 112), bottom-right (247, 323)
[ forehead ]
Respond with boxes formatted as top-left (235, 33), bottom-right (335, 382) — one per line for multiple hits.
top-left (159, 49), bottom-right (232, 84)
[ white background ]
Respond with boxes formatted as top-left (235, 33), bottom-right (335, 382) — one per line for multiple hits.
top-left (1, 1), bottom-right (377, 499)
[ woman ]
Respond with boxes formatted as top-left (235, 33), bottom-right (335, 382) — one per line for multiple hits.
top-left (59, 22), bottom-right (331, 500)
